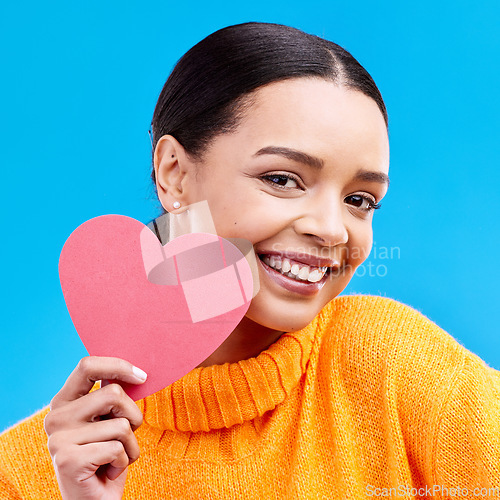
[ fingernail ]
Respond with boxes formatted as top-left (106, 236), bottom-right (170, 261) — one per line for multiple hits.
top-left (132, 366), bottom-right (148, 382)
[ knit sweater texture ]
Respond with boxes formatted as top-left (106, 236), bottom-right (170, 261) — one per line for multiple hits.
top-left (1, 295), bottom-right (500, 499)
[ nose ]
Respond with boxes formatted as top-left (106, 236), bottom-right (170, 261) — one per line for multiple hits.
top-left (293, 195), bottom-right (349, 247)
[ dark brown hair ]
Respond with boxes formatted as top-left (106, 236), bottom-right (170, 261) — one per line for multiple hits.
top-left (150, 22), bottom-right (388, 183)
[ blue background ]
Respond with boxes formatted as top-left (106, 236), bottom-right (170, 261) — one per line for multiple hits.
top-left (1, 1), bottom-right (499, 432)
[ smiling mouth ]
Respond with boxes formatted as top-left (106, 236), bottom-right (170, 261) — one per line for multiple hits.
top-left (257, 254), bottom-right (331, 283)
top-left (256, 254), bottom-right (331, 296)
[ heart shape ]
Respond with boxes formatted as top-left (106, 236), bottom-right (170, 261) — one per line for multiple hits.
top-left (59, 215), bottom-right (253, 400)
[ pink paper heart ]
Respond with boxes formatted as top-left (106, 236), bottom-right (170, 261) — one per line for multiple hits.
top-left (59, 215), bottom-right (253, 400)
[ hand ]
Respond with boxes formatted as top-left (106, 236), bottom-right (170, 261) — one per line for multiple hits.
top-left (44, 356), bottom-right (147, 500)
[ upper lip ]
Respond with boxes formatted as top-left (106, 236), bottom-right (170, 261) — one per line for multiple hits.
top-left (257, 251), bottom-right (340, 269)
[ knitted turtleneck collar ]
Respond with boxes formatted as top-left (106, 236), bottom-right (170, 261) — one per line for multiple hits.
top-left (140, 314), bottom-right (320, 433)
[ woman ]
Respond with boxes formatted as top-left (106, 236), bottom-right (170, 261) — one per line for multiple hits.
top-left (1, 22), bottom-right (499, 499)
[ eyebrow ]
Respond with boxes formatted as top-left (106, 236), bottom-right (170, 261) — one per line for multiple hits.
top-left (252, 145), bottom-right (390, 187)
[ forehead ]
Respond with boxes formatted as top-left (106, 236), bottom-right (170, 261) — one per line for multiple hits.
top-left (234, 77), bottom-right (389, 173)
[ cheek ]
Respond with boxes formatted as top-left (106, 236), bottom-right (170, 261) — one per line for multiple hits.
top-left (210, 197), bottom-right (285, 243)
top-left (347, 223), bottom-right (373, 268)
top-left (225, 219), bottom-right (277, 246)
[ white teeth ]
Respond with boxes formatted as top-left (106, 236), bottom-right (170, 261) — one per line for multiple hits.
top-left (307, 269), bottom-right (322, 282)
top-left (282, 259), bottom-right (291, 273)
top-left (261, 254), bottom-right (328, 284)
top-left (298, 266), bottom-right (310, 280)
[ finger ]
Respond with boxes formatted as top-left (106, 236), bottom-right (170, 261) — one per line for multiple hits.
top-left (51, 356), bottom-right (147, 409)
top-left (53, 441), bottom-right (129, 482)
top-left (105, 464), bottom-right (128, 481)
top-left (85, 441), bottom-right (130, 479)
top-left (46, 383), bottom-right (144, 433)
top-left (48, 418), bottom-right (141, 466)
top-left (73, 418), bottom-right (140, 464)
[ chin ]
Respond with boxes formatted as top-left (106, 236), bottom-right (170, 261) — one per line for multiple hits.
top-left (244, 295), bottom-right (325, 333)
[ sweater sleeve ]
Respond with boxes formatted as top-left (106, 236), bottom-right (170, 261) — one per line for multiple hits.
top-left (432, 353), bottom-right (500, 495)
top-left (0, 407), bottom-right (63, 499)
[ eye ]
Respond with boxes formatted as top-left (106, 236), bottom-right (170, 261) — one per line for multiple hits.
top-left (344, 194), bottom-right (382, 212)
top-left (260, 173), bottom-right (301, 190)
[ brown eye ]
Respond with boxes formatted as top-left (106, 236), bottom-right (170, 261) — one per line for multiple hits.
top-left (261, 174), bottom-right (300, 189)
top-left (268, 175), bottom-right (288, 186)
top-left (344, 194), bottom-right (381, 212)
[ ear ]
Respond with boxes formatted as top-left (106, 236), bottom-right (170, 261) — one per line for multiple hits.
top-left (154, 135), bottom-right (196, 212)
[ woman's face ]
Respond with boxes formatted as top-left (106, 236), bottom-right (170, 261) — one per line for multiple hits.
top-left (155, 77), bottom-right (390, 332)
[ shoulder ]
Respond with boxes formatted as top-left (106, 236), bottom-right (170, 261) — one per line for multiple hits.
top-left (312, 294), bottom-right (498, 418)
top-left (316, 294), bottom-right (472, 369)
top-left (319, 293), bottom-right (452, 339)
top-left (0, 407), bottom-right (60, 498)
top-left (311, 295), bottom-right (500, 481)
top-left (0, 406), bottom-right (49, 460)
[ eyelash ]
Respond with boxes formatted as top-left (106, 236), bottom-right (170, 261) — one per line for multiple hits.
top-left (260, 173), bottom-right (382, 213)
top-left (345, 195), bottom-right (382, 212)
top-left (261, 173), bottom-right (302, 190)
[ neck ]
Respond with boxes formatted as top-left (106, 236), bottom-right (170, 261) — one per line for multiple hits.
top-left (196, 316), bottom-right (284, 367)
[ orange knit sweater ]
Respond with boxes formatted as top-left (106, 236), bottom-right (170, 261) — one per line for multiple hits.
top-left (1, 295), bottom-right (500, 499)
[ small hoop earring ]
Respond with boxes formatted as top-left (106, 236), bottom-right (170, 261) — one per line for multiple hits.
top-left (172, 201), bottom-right (181, 209)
